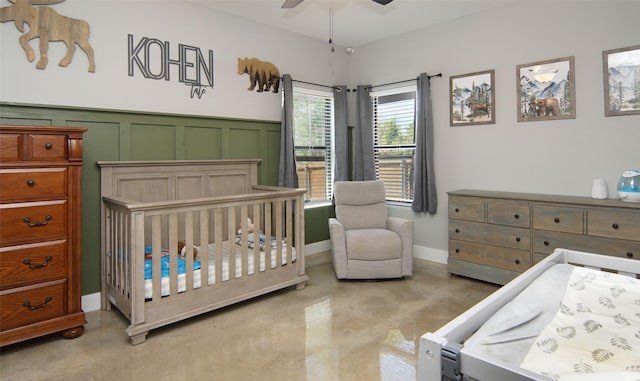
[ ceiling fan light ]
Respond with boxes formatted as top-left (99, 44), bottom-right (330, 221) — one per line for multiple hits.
top-left (371, 0), bottom-right (394, 5)
top-left (281, 0), bottom-right (304, 9)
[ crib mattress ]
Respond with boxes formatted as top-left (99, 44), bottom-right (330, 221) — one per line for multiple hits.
top-left (144, 241), bottom-right (296, 299)
top-left (462, 264), bottom-right (640, 380)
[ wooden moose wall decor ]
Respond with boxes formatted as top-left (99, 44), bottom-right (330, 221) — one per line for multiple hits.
top-left (0, 0), bottom-right (95, 72)
top-left (237, 57), bottom-right (280, 93)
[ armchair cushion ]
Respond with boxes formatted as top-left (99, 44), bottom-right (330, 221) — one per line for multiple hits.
top-left (346, 229), bottom-right (401, 260)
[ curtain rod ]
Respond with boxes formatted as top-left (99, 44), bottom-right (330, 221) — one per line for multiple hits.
top-left (287, 73), bottom-right (442, 92)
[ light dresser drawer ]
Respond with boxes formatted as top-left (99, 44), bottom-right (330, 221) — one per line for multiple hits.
top-left (0, 168), bottom-right (67, 201)
top-left (449, 219), bottom-right (530, 250)
top-left (449, 196), bottom-right (484, 222)
top-left (587, 209), bottom-right (640, 241)
top-left (533, 203), bottom-right (584, 234)
top-left (533, 229), bottom-right (639, 259)
top-left (0, 280), bottom-right (66, 331)
top-left (487, 199), bottom-right (530, 228)
top-left (0, 200), bottom-right (67, 246)
top-left (449, 239), bottom-right (530, 272)
top-left (0, 240), bottom-right (67, 289)
top-left (29, 134), bottom-right (67, 161)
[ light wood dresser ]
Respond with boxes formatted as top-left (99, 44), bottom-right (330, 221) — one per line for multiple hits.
top-left (448, 189), bottom-right (640, 285)
top-left (0, 125), bottom-right (87, 347)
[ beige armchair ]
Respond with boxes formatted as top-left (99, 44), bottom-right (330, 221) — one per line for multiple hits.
top-left (329, 180), bottom-right (413, 279)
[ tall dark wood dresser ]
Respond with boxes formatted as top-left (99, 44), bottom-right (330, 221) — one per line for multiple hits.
top-left (0, 125), bottom-right (87, 346)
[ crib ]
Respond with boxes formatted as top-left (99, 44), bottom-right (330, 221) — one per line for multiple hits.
top-left (99, 160), bottom-right (308, 345)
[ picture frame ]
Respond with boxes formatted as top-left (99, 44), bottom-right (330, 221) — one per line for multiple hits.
top-left (603, 45), bottom-right (640, 117)
top-left (450, 69), bottom-right (495, 126)
top-left (516, 56), bottom-right (575, 122)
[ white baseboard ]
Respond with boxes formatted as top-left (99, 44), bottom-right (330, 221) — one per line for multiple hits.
top-left (82, 292), bottom-right (102, 313)
top-left (413, 245), bottom-right (448, 264)
top-left (81, 241), bottom-right (448, 313)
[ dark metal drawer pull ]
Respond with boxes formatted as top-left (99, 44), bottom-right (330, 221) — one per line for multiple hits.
top-left (23, 296), bottom-right (52, 311)
top-left (26, 179), bottom-right (35, 187)
top-left (515, 259), bottom-right (521, 264)
top-left (627, 252), bottom-right (634, 258)
top-left (23, 256), bottom-right (53, 269)
top-left (45, 143), bottom-right (53, 150)
top-left (23, 215), bottom-right (52, 227)
top-left (515, 236), bottom-right (521, 242)
top-left (543, 240), bottom-right (550, 246)
top-left (612, 223), bottom-right (619, 230)
top-left (514, 214), bottom-right (520, 219)
top-left (554, 217), bottom-right (560, 223)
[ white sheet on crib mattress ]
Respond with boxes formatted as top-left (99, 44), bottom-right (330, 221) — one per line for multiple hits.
top-left (144, 241), bottom-right (296, 299)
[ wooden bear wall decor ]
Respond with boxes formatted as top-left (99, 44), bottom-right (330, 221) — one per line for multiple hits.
top-left (237, 57), bottom-right (280, 93)
top-left (0, 0), bottom-right (95, 72)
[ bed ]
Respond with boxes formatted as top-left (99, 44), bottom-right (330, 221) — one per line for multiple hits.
top-left (99, 160), bottom-right (309, 345)
top-left (418, 248), bottom-right (640, 381)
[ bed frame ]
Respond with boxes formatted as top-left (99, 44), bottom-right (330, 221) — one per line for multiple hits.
top-left (99, 160), bottom-right (308, 345)
top-left (417, 248), bottom-right (640, 381)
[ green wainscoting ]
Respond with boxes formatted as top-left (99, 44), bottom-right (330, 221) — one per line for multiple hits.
top-left (1, 103), bottom-right (333, 295)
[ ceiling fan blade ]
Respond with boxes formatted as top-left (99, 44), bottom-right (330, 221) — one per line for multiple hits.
top-left (371, 0), bottom-right (393, 4)
top-left (282, 0), bottom-right (304, 9)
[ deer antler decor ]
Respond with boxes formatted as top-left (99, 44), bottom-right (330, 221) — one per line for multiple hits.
top-left (0, 0), bottom-right (95, 72)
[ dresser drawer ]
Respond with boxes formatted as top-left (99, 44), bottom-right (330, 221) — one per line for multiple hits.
top-left (449, 219), bottom-right (530, 250)
top-left (0, 168), bottom-right (67, 201)
top-left (0, 201), bottom-right (67, 246)
top-left (0, 134), bottom-right (22, 161)
top-left (449, 196), bottom-right (485, 222)
top-left (533, 203), bottom-right (584, 234)
top-left (0, 280), bottom-right (66, 331)
top-left (449, 239), bottom-right (530, 272)
top-left (0, 240), bottom-right (67, 289)
top-left (533, 229), bottom-right (640, 259)
top-left (487, 199), bottom-right (530, 228)
top-left (29, 134), bottom-right (67, 160)
top-left (587, 209), bottom-right (640, 241)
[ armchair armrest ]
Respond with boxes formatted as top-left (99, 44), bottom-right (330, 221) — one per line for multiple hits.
top-left (387, 216), bottom-right (414, 276)
top-left (329, 218), bottom-right (348, 278)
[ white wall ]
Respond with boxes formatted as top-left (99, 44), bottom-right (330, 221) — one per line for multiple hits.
top-left (350, 1), bottom-right (640, 253)
top-left (0, 0), bottom-right (350, 121)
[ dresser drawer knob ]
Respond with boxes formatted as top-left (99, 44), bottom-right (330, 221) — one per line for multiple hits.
top-left (45, 143), bottom-right (53, 150)
top-left (543, 240), bottom-right (550, 246)
top-left (454, 208), bottom-right (460, 213)
top-left (455, 248), bottom-right (460, 253)
top-left (554, 217), bottom-right (560, 223)
top-left (514, 214), bottom-right (520, 219)
top-left (23, 296), bottom-right (52, 311)
top-left (23, 256), bottom-right (53, 269)
top-left (515, 236), bottom-right (521, 242)
top-left (26, 179), bottom-right (35, 187)
top-left (612, 223), bottom-right (619, 230)
top-left (23, 215), bottom-right (52, 227)
top-left (627, 252), bottom-right (634, 258)
top-left (515, 259), bottom-right (521, 265)
top-left (455, 228), bottom-right (460, 233)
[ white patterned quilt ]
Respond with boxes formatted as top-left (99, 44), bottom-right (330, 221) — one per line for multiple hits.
top-left (520, 266), bottom-right (640, 380)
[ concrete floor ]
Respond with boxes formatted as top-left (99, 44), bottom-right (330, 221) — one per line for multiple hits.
top-left (0, 259), bottom-right (498, 381)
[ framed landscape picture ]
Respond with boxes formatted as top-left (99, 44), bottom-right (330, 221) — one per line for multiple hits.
top-left (450, 69), bottom-right (495, 126)
top-left (603, 45), bottom-right (640, 117)
top-left (516, 56), bottom-right (575, 122)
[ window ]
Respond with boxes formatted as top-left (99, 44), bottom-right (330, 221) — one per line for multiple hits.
top-left (372, 87), bottom-right (416, 203)
top-left (292, 87), bottom-right (334, 205)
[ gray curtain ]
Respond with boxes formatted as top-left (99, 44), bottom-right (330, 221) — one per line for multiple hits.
top-left (278, 74), bottom-right (299, 188)
top-left (412, 72), bottom-right (437, 214)
top-left (354, 85), bottom-right (376, 181)
top-left (333, 85), bottom-right (348, 183)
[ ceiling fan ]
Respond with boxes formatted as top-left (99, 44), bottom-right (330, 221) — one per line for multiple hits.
top-left (282, 0), bottom-right (393, 9)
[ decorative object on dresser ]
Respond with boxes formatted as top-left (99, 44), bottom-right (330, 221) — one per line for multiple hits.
top-left (0, 125), bottom-right (87, 347)
top-left (448, 189), bottom-right (640, 285)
